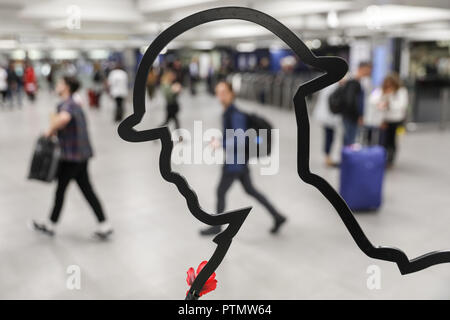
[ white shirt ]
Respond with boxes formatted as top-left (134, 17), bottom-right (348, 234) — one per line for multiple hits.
top-left (0, 68), bottom-right (7, 91)
top-left (107, 69), bottom-right (128, 98)
top-left (366, 88), bottom-right (387, 127)
top-left (189, 62), bottom-right (199, 77)
top-left (366, 87), bottom-right (408, 125)
top-left (384, 87), bottom-right (408, 122)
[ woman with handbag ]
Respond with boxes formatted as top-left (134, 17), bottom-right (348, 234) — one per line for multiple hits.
top-left (369, 73), bottom-right (408, 166)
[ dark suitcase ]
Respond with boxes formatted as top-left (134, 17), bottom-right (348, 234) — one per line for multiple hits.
top-left (28, 136), bottom-right (61, 182)
top-left (340, 145), bottom-right (386, 211)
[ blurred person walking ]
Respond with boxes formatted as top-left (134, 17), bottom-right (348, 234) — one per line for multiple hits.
top-left (255, 57), bottom-right (270, 104)
top-left (200, 81), bottom-right (286, 236)
top-left (6, 61), bottom-right (23, 108)
top-left (107, 63), bottom-right (128, 122)
top-left (32, 76), bottom-right (112, 239)
top-left (0, 64), bottom-right (7, 106)
top-left (23, 61), bottom-right (37, 102)
top-left (364, 93), bottom-right (386, 146)
top-left (188, 57), bottom-right (199, 95)
top-left (171, 59), bottom-right (185, 84)
top-left (46, 63), bottom-right (55, 92)
top-left (160, 69), bottom-right (182, 131)
top-left (374, 73), bottom-right (408, 166)
top-left (89, 62), bottom-right (104, 108)
top-left (341, 62), bottom-right (372, 146)
top-left (365, 81), bottom-right (390, 146)
top-left (313, 82), bottom-right (340, 167)
top-left (146, 66), bottom-right (158, 100)
top-left (62, 61), bottom-right (77, 77)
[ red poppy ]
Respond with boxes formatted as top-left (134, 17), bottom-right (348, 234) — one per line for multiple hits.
top-left (186, 261), bottom-right (217, 297)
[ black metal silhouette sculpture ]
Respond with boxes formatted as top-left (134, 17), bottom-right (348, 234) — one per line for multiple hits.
top-left (118, 6), bottom-right (450, 299)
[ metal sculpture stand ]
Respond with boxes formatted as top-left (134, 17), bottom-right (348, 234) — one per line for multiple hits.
top-left (118, 6), bottom-right (450, 299)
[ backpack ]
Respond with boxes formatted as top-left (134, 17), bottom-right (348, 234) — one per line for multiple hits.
top-left (328, 83), bottom-right (347, 114)
top-left (245, 113), bottom-right (273, 158)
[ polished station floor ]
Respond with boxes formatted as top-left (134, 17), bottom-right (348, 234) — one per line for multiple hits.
top-left (1, 88), bottom-right (450, 299)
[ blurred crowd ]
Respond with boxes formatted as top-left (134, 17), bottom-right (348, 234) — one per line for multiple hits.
top-left (0, 50), bottom-right (433, 171)
top-left (0, 43), bottom-right (446, 240)
top-left (0, 60), bottom-right (38, 108)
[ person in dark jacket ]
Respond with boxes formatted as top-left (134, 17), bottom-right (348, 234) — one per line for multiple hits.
top-left (342, 62), bottom-right (372, 146)
top-left (160, 69), bottom-right (182, 130)
top-left (91, 62), bottom-right (104, 108)
top-left (32, 76), bottom-right (112, 240)
top-left (200, 81), bottom-right (286, 236)
top-left (6, 61), bottom-right (22, 108)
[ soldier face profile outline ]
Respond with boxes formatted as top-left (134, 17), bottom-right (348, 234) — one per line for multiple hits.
top-left (118, 6), bottom-right (450, 299)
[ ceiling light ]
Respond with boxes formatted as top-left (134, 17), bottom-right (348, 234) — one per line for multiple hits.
top-left (327, 36), bottom-right (343, 46)
top-left (191, 41), bottom-right (215, 50)
top-left (10, 49), bottom-right (26, 60)
top-left (327, 11), bottom-right (339, 29)
top-left (236, 43), bottom-right (256, 52)
top-left (0, 40), bottom-right (18, 49)
top-left (256, 1), bottom-right (351, 18)
top-left (88, 49), bottom-right (109, 60)
top-left (311, 39), bottom-right (322, 49)
top-left (366, 5), bottom-right (382, 30)
top-left (51, 49), bottom-right (79, 60)
top-left (138, 0), bottom-right (217, 13)
top-left (28, 49), bottom-right (44, 60)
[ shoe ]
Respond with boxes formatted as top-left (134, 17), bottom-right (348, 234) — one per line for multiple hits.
top-left (332, 162), bottom-right (340, 168)
top-left (93, 229), bottom-right (113, 240)
top-left (325, 158), bottom-right (340, 168)
top-left (31, 220), bottom-right (55, 237)
top-left (199, 225), bottom-right (222, 236)
top-left (325, 157), bottom-right (334, 167)
top-left (270, 216), bottom-right (287, 234)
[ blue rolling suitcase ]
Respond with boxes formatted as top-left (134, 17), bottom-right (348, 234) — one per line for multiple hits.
top-left (340, 145), bottom-right (386, 211)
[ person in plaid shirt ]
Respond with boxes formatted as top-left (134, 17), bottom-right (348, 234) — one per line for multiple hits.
top-left (33, 76), bottom-right (112, 240)
top-left (56, 95), bottom-right (93, 161)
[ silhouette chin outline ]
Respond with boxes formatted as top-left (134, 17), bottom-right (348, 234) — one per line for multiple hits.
top-left (118, 6), bottom-right (450, 299)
